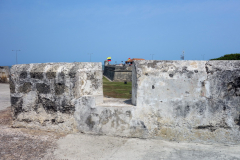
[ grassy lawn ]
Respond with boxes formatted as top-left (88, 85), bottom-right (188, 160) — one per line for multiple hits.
top-left (103, 76), bottom-right (132, 99)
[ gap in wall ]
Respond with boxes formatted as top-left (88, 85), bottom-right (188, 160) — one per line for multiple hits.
top-left (102, 76), bottom-right (132, 99)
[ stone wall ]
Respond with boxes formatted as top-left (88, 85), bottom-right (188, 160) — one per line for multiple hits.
top-left (10, 62), bottom-right (103, 132)
top-left (0, 66), bottom-right (10, 83)
top-left (103, 65), bottom-right (132, 82)
top-left (131, 60), bottom-right (240, 144)
top-left (72, 60), bottom-right (240, 144)
top-left (10, 61), bottom-right (240, 144)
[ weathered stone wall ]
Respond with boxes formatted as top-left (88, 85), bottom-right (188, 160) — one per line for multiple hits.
top-left (0, 66), bottom-right (10, 83)
top-left (10, 60), bottom-right (240, 144)
top-left (131, 60), bottom-right (240, 144)
top-left (68, 60), bottom-right (240, 144)
top-left (10, 62), bottom-right (103, 132)
top-left (103, 65), bottom-right (132, 82)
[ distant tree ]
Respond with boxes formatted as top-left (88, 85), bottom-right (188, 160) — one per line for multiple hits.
top-left (211, 53), bottom-right (240, 60)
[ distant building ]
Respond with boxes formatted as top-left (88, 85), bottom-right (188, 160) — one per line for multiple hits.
top-left (103, 58), bottom-right (144, 82)
top-left (125, 58), bottom-right (145, 65)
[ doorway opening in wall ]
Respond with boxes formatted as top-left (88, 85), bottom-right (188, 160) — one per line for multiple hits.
top-left (102, 76), bottom-right (132, 99)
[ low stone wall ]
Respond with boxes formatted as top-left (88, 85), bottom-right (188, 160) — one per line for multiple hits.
top-left (10, 61), bottom-right (240, 144)
top-left (74, 60), bottom-right (240, 144)
top-left (0, 66), bottom-right (10, 83)
top-left (10, 62), bottom-right (103, 132)
top-left (131, 60), bottom-right (240, 144)
top-left (103, 65), bottom-right (132, 82)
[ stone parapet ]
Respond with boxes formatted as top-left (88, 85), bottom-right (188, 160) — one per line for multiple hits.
top-left (131, 60), bottom-right (240, 144)
top-left (10, 60), bottom-right (240, 144)
top-left (10, 62), bottom-right (103, 133)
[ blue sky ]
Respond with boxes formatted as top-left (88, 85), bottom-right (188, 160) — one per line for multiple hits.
top-left (0, 0), bottom-right (240, 65)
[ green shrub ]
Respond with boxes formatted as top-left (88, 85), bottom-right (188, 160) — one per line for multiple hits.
top-left (211, 53), bottom-right (240, 60)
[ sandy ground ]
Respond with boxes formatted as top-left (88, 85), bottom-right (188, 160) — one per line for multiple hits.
top-left (1, 83), bottom-right (240, 159)
top-left (0, 107), bottom-right (66, 160)
top-left (55, 133), bottom-right (240, 160)
top-left (0, 84), bottom-right (65, 159)
top-left (0, 83), bottom-right (10, 111)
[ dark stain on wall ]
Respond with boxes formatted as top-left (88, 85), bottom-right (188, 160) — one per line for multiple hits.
top-left (175, 105), bottom-right (190, 118)
top-left (173, 101), bottom-right (206, 118)
top-left (126, 111), bottom-right (132, 117)
top-left (85, 115), bottom-right (95, 130)
top-left (9, 77), bottom-right (15, 93)
top-left (61, 100), bottom-right (75, 114)
top-left (69, 65), bottom-right (79, 78)
top-left (58, 72), bottom-right (65, 80)
top-left (228, 77), bottom-right (240, 96)
top-left (69, 71), bottom-right (76, 78)
top-left (99, 109), bottom-right (112, 125)
top-left (208, 99), bottom-right (225, 114)
top-left (152, 85), bottom-right (155, 89)
top-left (55, 83), bottom-right (65, 95)
top-left (11, 97), bottom-right (21, 105)
top-left (46, 72), bottom-right (56, 79)
top-left (194, 70), bottom-right (198, 73)
top-left (196, 103), bottom-right (206, 115)
top-left (196, 125), bottom-right (216, 132)
top-left (235, 115), bottom-right (240, 126)
top-left (40, 98), bottom-right (57, 114)
top-left (11, 97), bottom-right (23, 118)
top-left (180, 66), bottom-right (194, 78)
top-left (36, 83), bottom-right (50, 94)
top-left (20, 71), bottom-right (28, 79)
top-left (19, 82), bottom-right (32, 93)
top-left (196, 122), bottom-right (231, 132)
top-left (147, 61), bottom-right (157, 68)
top-left (30, 72), bottom-right (43, 79)
top-left (184, 105), bottom-right (190, 117)
top-left (87, 72), bottom-right (95, 80)
top-left (140, 121), bottom-right (147, 129)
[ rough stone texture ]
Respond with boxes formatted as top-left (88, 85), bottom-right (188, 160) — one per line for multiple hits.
top-left (103, 65), bottom-right (132, 82)
top-left (72, 60), bottom-right (240, 144)
top-left (0, 66), bottom-right (10, 83)
top-left (131, 60), bottom-right (240, 144)
top-left (10, 62), bottom-right (103, 133)
top-left (74, 97), bottom-right (141, 138)
top-left (10, 60), bottom-right (240, 144)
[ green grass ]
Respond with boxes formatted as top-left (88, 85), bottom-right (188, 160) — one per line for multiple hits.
top-left (103, 76), bottom-right (132, 99)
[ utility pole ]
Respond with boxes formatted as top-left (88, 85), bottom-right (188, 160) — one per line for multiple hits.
top-left (12, 50), bottom-right (21, 64)
top-left (150, 54), bottom-right (154, 60)
top-left (180, 50), bottom-right (185, 60)
top-left (88, 53), bottom-right (93, 62)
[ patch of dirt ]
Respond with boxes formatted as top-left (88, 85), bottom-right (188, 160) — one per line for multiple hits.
top-left (0, 107), bottom-right (13, 125)
top-left (0, 107), bottom-right (66, 159)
